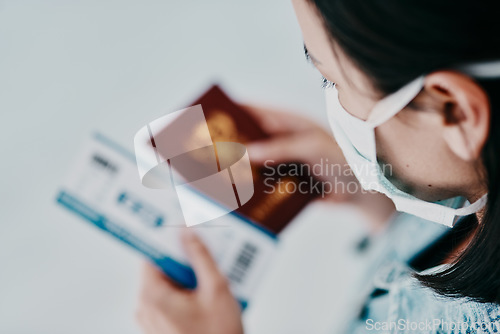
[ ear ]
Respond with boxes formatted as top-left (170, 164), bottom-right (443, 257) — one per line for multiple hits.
top-left (423, 71), bottom-right (490, 161)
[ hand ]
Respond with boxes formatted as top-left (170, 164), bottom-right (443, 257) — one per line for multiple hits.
top-left (243, 103), bottom-right (357, 200)
top-left (243, 103), bottom-right (395, 228)
top-left (136, 229), bottom-right (244, 334)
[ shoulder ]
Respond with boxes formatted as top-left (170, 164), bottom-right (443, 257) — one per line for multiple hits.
top-left (387, 274), bottom-right (500, 334)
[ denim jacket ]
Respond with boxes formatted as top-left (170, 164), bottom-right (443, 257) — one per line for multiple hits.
top-left (345, 213), bottom-right (500, 334)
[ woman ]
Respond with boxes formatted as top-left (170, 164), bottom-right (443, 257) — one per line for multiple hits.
top-left (135, 0), bottom-right (500, 333)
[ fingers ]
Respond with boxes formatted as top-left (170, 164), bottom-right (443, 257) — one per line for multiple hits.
top-left (141, 262), bottom-right (177, 292)
top-left (181, 229), bottom-right (226, 294)
top-left (240, 103), bottom-right (317, 134)
top-left (140, 228), bottom-right (227, 300)
top-left (137, 262), bottom-right (180, 332)
top-left (140, 261), bottom-right (186, 309)
top-left (247, 131), bottom-right (331, 166)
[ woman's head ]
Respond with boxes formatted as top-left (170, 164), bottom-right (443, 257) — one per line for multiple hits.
top-left (291, 0), bottom-right (500, 302)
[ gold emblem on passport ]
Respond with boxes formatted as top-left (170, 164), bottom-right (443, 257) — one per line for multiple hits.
top-left (186, 110), bottom-right (248, 163)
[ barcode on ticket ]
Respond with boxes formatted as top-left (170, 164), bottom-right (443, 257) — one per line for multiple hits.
top-left (228, 242), bottom-right (258, 284)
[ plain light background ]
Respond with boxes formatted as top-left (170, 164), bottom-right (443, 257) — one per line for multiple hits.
top-left (0, 1), bottom-right (372, 333)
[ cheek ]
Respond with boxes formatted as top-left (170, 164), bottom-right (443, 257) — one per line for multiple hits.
top-left (374, 117), bottom-right (446, 197)
top-left (337, 86), bottom-right (378, 120)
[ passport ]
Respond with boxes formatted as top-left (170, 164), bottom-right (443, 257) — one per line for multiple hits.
top-left (152, 85), bottom-right (320, 234)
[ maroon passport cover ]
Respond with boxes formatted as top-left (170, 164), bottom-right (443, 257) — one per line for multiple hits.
top-left (155, 85), bottom-right (320, 234)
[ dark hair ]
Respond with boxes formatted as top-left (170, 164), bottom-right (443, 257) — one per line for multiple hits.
top-left (308, 0), bottom-right (500, 303)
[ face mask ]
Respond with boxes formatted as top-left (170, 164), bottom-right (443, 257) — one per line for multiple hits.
top-left (325, 60), bottom-right (500, 227)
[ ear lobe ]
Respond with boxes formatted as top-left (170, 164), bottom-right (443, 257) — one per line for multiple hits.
top-left (424, 71), bottom-right (490, 161)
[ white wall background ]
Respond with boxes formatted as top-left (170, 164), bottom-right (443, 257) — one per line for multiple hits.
top-left (0, 1), bottom-right (371, 333)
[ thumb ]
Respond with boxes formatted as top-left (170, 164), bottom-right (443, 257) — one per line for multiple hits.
top-left (181, 228), bottom-right (225, 293)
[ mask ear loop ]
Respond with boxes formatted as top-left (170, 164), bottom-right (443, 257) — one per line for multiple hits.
top-left (366, 76), bottom-right (425, 128)
top-left (454, 193), bottom-right (489, 217)
top-left (365, 59), bottom-right (500, 128)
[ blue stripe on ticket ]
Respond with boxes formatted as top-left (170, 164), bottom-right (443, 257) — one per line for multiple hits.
top-left (56, 191), bottom-right (248, 308)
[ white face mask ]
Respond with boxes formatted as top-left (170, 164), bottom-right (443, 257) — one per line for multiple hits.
top-left (325, 60), bottom-right (500, 227)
